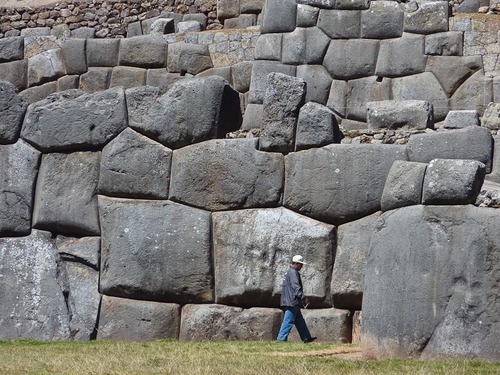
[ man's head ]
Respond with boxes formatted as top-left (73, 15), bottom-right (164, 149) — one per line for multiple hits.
top-left (291, 255), bottom-right (306, 270)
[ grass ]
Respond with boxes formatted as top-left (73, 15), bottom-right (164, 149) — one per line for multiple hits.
top-left (0, 340), bottom-right (499, 375)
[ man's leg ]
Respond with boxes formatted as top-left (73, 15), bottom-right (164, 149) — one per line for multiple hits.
top-left (294, 308), bottom-right (312, 342)
top-left (277, 307), bottom-right (296, 341)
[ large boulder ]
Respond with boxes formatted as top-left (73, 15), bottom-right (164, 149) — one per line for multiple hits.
top-left (317, 9), bottom-right (360, 39)
top-left (21, 88), bottom-right (127, 152)
top-left (118, 35), bottom-right (168, 68)
top-left (375, 33), bottom-right (427, 77)
top-left (212, 207), bottom-right (335, 307)
top-left (281, 27), bottom-right (330, 65)
top-left (363, 205), bottom-right (500, 361)
top-left (0, 230), bottom-right (71, 340)
top-left (27, 49), bottom-right (65, 87)
top-left (33, 152), bottom-right (100, 236)
top-left (170, 139), bottom-right (284, 211)
top-left (404, 1), bottom-right (449, 34)
top-left (296, 64), bottom-right (332, 105)
top-left (288, 308), bottom-right (352, 343)
top-left (0, 37), bottom-right (24, 63)
top-left (98, 197), bottom-right (213, 304)
top-left (366, 100), bottom-right (433, 130)
top-left (0, 140), bottom-right (40, 236)
top-left (323, 39), bottom-right (379, 80)
top-left (360, 1), bottom-right (404, 39)
top-left (261, 0), bottom-right (297, 34)
top-left (284, 144), bottom-right (407, 225)
top-left (450, 70), bottom-right (493, 116)
top-left (345, 76), bottom-right (391, 121)
top-left (248, 61), bottom-right (297, 104)
top-left (0, 81), bottom-right (28, 144)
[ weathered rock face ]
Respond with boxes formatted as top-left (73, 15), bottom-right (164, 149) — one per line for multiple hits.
top-left (366, 100), bottom-right (433, 130)
top-left (99, 197), bottom-right (213, 304)
top-left (0, 81), bottom-right (28, 144)
top-left (363, 205), bottom-right (500, 361)
top-left (213, 207), bottom-right (335, 307)
top-left (288, 308), bottom-right (352, 343)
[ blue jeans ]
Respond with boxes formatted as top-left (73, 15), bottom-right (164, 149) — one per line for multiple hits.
top-left (277, 306), bottom-right (312, 342)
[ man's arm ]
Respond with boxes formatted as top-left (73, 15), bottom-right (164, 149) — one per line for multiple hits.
top-left (290, 270), bottom-right (304, 303)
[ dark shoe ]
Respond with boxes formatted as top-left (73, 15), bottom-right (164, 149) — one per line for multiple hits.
top-left (303, 337), bottom-right (317, 343)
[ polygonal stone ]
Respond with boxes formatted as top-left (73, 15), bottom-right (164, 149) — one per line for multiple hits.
top-left (61, 39), bottom-right (87, 75)
top-left (248, 61), bottom-right (296, 104)
top-left (295, 102), bottom-right (342, 151)
top-left (346, 76), bottom-right (391, 121)
top-left (482, 102), bottom-right (500, 130)
top-left (241, 0), bottom-right (265, 13)
top-left (183, 13), bottom-right (208, 28)
top-left (196, 67), bottom-right (232, 84)
top-left (443, 110), bottom-right (480, 129)
top-left (27, 48), bottom-right (65, 87)
top-left (425, 32), bottom-right (463, 56)
top-left (0, 81), bottom-right (28, 144)
top-left (33, 152), bottom-right (100, 236)
top-left (97, 296), bottom-right (180, 341)
top-left (0, 140), bottom-right (40, 236)
top-left (167, 43), bottom-right (212, 75)
top-left (326, 79), bottom-right (348, 117)
top-left (213, 207), bottom-right (335, 307)
top-left (242, 103), bottom-right (263, 130)
top-left (170, 138), bottom-right (284, 210)
top-left (118, 35), bottom-right (167, 68)
top-left (261, 0), bottom-right (297, 33)
top-left (297, 4), bottom-right (319, 27)
top-left (146, 69), bottom-right (184, 94)
top-left (450, 71), bottom-right (493, 116)
top-left (178, 20), bottom-right (203, 33)
top-left (99, 197), bottom-right (212, 303)
top-left (296, 0), bottom-right (335, 7)
top-left (109, 66), bottom-right (146, 88)
top-left (282, 27), bottom-right (330, 65)
top-left (404, 1), bottom-right (449, 34)
top-left (224, 15), bottom-right (257, 29)
top-left (19, 82), bottom-right (57, 105)
top-left (361, 1), bottom-right (404, 39)
top-left (79, 67), bottom-right (112, 92)
top-left (0, 37), bottom-right (24, 63)
top-left (288, 308), bottom-right (352, 343)
top-left (70, 27), bottom-right (95, 39)
top-left (255, 34), bottom-right (282, 61)
top-left (407, 126), bottom-right (493, 173)
top-left (86, 39), bottom-right (120, 67)
top-left (57, 75), bottom-right (79, 92)
top-left (56, 235), bottom-right (100, 270)
top-left (335, 0), bottom-right (369, 9)
top-left (284, 143), bottom-right (407, 225)
top-left (231, 61), bottom-right (253, 93)
top-left (0, 60), bottom-right (27, 92)
top-left (381, 160), bottom-right (427, 212)
top-left (21, 87), bottom-right (127, 152)
top-left (323, 39), bottom-right (379, 80)
top-left (23, 36), bottom-right (62, 59)
top-left (296, 65), bottom-right (332, 105)
top-left (217, 0), bottom-right (240, 20)
top-left (317, 9), bottom-right (360, 39)
top-left (51, 24), bottom-right (71, 39)
top-left (340, 118), bottom-right (367, 131)
top-left (149, 18), bottom-right (175, 35)
top-left (366, 100), bottom-right (433, 130)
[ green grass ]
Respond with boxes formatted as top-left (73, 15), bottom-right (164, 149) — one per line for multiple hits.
top-left (0, 340), bottom-right (499, 375)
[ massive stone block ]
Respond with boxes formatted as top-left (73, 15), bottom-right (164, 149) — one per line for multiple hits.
top-left (86, 39), bottom-right (120, 67)
top-left (261, 0), bottom-right (297, 33)
top-left (109, 66), bottom-right (146, 89)
top-left (248, 61), bottom-right (296, 104)
top-left (317, 9), bottom-right (360, 39)
top-left (282, 27), bottom-right (330, 65)
top-left (443, 110), bottom-right (480, 129)
top-left (180, 304), bottom-right (282, 341)
top-left (363, 205), bottom-right (500, 361)
top-left (21, 87), bottom-right (127, 152)
top-left (295, 102), bottom-right (342, 151)
top-left (424, 32), bottom-right (463, 56)
top-left (0, 81), bottom-right (28, 144)
top-left (97, 296), bottom-right (180, 341)
top-left (284, 144), bottom-right (407, 225)
top-left (61, 39), bottom-right (87, 75)
top-left (99, 128), bottom-right (172, 200)
top-left (0, 60), bottom-right (27, 92)
top-left (450, 70), bottom-right (493, 116)
top-left (255, 34), bottom-right (283, 61)
top-left (482, 102), bottom-right (500, 130)
top-left (404, 1), bottom-right (449, 34)
top-left (167, 43), bottom-right (212, 75)
top-left (366, 100), bottom-right (433, 130)
top-left (345, 76), bottom-right (391, 121)
top-left (335, 0), bottom-right (369, 9)
top-left (0, 140), bottom-right (40, 236)
top-left (297, 4), bottom-right (319, 27)
top-left (326, 79), bottom-right (348, 117)
top-left (119, 35), bottom-right (168, 68)
top-left (375, 33), bottom-right (427, 77)
top-left (296, 64), bottom-right (332, 105)
top-left (361, 1), bottom-right (404, 39)
top-left (127, 77), bottom-right (241, 149)
top-left (79, 67), bottom-right (112, 92)
top-left (33, 152), bottom-right (101, 236)
top-left (0, 37), bottom-right (24, 63)
top-left (407, 126), bottom-right (493, 173)
top-left (27, 49), bottom-right (65, 87)
top-left (213, 207), bottom-right (335, 307)
top-left (99, 197), bottom-right (212, 304)
top-left (323, 39), bottom-right (379, 80)
top-left (20, 81), bottom-right (57, 105)
top-left (170, 139), bottom-right (284, 211)
top-left (0, 230), bottom-right (71, 340)
top-left (331, 212), bottom-right (380, 311)
top-left (288, 308), bottom-right (352, 343)
top-left (56, 236), bottom-right (100, 270)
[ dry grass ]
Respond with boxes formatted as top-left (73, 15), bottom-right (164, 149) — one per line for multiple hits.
top-left (0, 340), bottom-right (499, 375)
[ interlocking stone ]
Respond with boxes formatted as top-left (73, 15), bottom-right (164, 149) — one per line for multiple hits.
top-left (248, 61), bottom-right (296, 104)
top-left (255, 34), bottom-right (283, 61)
top-left (0, 81), bottom-right (28, 144)
top-left (404, 1), bottom-right (449, 34)
top-left (61, 39), bottom-right (87, 75)
top-left (345, 76), bottom-right (391, 121)
top-left (27, 49), bottom-right (65, 87)
top-left (109, 66), bottom-right (146, 89)
top-left (323, 39), bottom-right (379, 80)
top-left (450, 71), bottom-right (493, 116)
top-left (79, 68), bottom-right (112, 92)
top-left (361, 1), bottom-right (404, 39)
top-left (119, 35), bottom-right (167, 68)
top-left (0, 37), bottom-right (24, 63)
top-left (296, 65), bottom-right (332, 105)
top-left (443, 110), bottom-right (480, 129)
top-left (0, 60), bottom-right (27, 92)
top-left (282, 27), bottom-right (330, 65)
top-left (297, 4), bottom-right (320, 27)
top-left (425, 32), bottom-right (463, 56)
top-left (288, 308), bottom-right (352, 343)
top-left (366, 100), bottom-right (433, 130)
top-left (261, 0), bottom-right (297, 33)
top-left (167, 43), bottom-right (212, 75)
top-left (296, 102), bottom-right (342, 151)
top-left (482, 102), bottom-right (500, 130)
top-left (317, 9), bottom-right (361, 39)
top-left (86, 39), bottom-right (120, 67)
top-left (375, 33), bottom-right (427, 77)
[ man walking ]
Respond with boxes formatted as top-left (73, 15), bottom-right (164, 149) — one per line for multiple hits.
top-left (277, 255), bottom-right (316, 343)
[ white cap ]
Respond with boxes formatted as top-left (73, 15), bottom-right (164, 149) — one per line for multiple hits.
top-left (292, 255), bottom-right (306, 264)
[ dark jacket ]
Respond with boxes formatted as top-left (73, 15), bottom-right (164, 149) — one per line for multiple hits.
top-left (280, 267), bottom-right (304, 307)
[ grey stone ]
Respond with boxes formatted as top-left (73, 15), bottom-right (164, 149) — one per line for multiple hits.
top-left (443, 110), bottom-right (480, 129)
top-left (178, 20), bottom-right (203, 33)
top-left (296, 65), bottom-right (332, 105)
top-left (217, 0), bottom-right (240, 20)
top-left (149, 18), bottom-right (175, 35)
top-left (180, 305), bottom-right (282, 341)
top-left (0, 230), bottom-right (71, 340)
top-left (326, 79), bottom-right (348, 117)
top-left (335, 0), bottom-right (369, 9)
top-left (99, 127), bottom-right (172, 199)
top-left (50, 24), bottom-right (71, 39)
top-left (297, 4), bottom-right (319, 27)
top-left (481, 102), bottom-right (500, 130)
top-left (282, 27), bottom-right (330, 65)
top-left (21, 87), bottom-right (127, 152)
top-left (296, 0), bottom-right (335, 7)
top-left (425, 32), bottom-right (463, 56)
top-left (33, 152), bottom-right (100, 236)
top-left (79, 67), bottom-right (112, 92)
top-left (284, 144), bottom-right (407, 225)
top-left (127, 21), bottom-right (143, 37)
top-left (260, 72), bottom-right (305, 153)
top-left (170, 138), bottom-right (283, 210)
top-left (146, 69), bottom-right (184, 94)
top-left (23, 36), bottom-right (62, 60)
top-left (407, 126), bottom-right (493, 173)
top-left (98, 197), bottom-right (212, 303)
top-left (196, 66), bottom-right (232, 84)
top-left (248, 61), bottom-right (296, 104)
top-left (61, 39), bottom-right (87, 75)
top-left (422, 158), bottom-right (485, 205)
top-left (19, 81), bottom-right (57, 105)
top-left (0, 37), bottom-right (24, 63)
top-left (109, 66), bottom-right (146, 89)
top-left (323, 39), bottom-right (379, 80)
top-left (391, 72), bottom-right (449, 121)
top-left (242, 103), bottom-right (263, 130)
top-left (331, 212), bottom-right (381, 310)
top-left (159, 12), bottom-right (184, 32)
top-left (381, 160), bottom-right (427, 212)
top-left (0, 81), bottom-right (28, 144)
top-left (213, 207), bottom-right (335, 307)
top-left (183, 13), bottom-right (208, 28)
top-left (404, 1), bottom-right (449, 34)
top-left (241, 0), bottom-right (265, 13)
top-left (224, 15), bottom-right (257, 29)
top-left (0, 140), bottom-right (40, 235)
top-left (486, 135), bottom-right (500, 184)
top-left (456, 0), bottom-right (481, 12)
top-left (118, 35), bottom-right (167, 68)
top-left (128, 77), bottom-right (241, 149)
top-left (231, 61), bottom-right (253, 93)
top-left (21, 27), bottom-right (50, 37)
top-left (57, 75), bottom-right (79, 92)
top-left (86, 39), bottom-right (119, 67)
top-left (167, 43), bottom-right (213, 75)
top-left (340, 118), bottom-right (367, 131)
top-left (363, 205), bottom-right (500, 361)
top-left (295, 102), bottom-right (341, 151)
top-left (361, 1), bottom-right (404, 39)
top-left (375, 33), bottom-right (427, 78)
top-left (56, 236), bottom-right (100, 269)
top-left (345, 76), bottom-right (391, 121)
top-left (70, 27), bottom-right (95, 39)
top-left (317, 9), bottom-right (361, 39)
top-left (97, 296), bottom-right (180, 341)
top-left (261, 0), bottom-right (297, 33)
top-left (366, 100), bottom-right (433, 130)
top-left (450, 71), bottom-right (493, 116)
top-left (255, 34), bottom-right (282, 61)
top-left (288, 308), bottom-right (352, 343)
top-left (0, 60), bottom-right (27, 92)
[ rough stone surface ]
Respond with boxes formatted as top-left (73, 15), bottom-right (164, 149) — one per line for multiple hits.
top-left (260, 72), bottom-right (305, 153)
top-left (0, 60), bottom-right (27, 92)
top-left (99, 197), bottom-right (212, 304)
top-left (57, 75), bottom-right (79, 92)
top-left (284, 144), bottom-right (407, 225)
top-left (213, 207), bottom-right (335, 307)
top-left (170, 138), bottom-right (283, 211)
top-left (27, 48), bottom-right (65, 87)
top-left (97, 296), bottom-right (181, 341)
top-left (33, 151), bottom-right (100, 236)
top-left (404, 1), bottom-right (449, 34)
top-left (0, 230), bottom-right (71, 340)
top-left (317, 9), bottom-right (360, 39)
top-left (345, 76), bottom-right (391, 121)
top-left (231, 61), bottom-right (253, 93)
top-left (0, 81), bottom-right (28, 144)
top-left (248, 61), bottom-right (296, 104)
top-left (242, 103), bottom-right (263, 130)
top-left (422, 158), bottom-right (485, 205)
top-left (366, 100), bottom-right (433, 130)
top-left (255, 34), bottom-right (282, 61)
top-left (19, 82), bottom-right (57, 105)
top-left (167, 43), bottom-right (212, 75)
top-left (86, 39), bottom-right (120, 67)
top-left (450, 71), bottom-right (492, 116)
top-left (361, 1), bottom-right (404, 39)
top-left (425, 32), bottom-right (463, 56)
top-left (326, 79), bottom-right (347, 117)
top-left (21, 88), bottom-right (127, 152)
top-left (335, 0), bottom-right (369, 9)
top-left (109, 66), bottom-right (146, 89)
top-left (295, 102), bottom-right (341, 151)
top-left (146, 69), bottom-right (184, 94)
top-left (443, 110), bottom-right (480, 129)
top-left (296, 64), bottom-right (332, 105)
top-left (482, 102), bottom-right (500, 130)
top-left (99, 128), bottom-right (172, 199)
top-left (261, 0), bottom-right (297, 34)
top-left (56, 236), bottom-right (100, 270)
top-left (79, 68), bottom-right (112, 92)
top-left (282, 27), bottom-right (330, 65)
top-left (331, 212), bottom-right (380, 310)
top-left (178, 20), bottom-right (202, 33)
top-left (297, 4), bottom-right (319, 27)
top-left (289, 308), bottom-right (352, 343)
top-left (119, 35), bottom-right (168, 68)
top-left (407, 126), bottom-right (493, 173)
top-left (323, 39), bottom-right (379, 80)
top-left (363, 205), bottom-right (500, 361)
top-left (0, 37), bottom-right (24, 63)
top-left (375, 33), bottom-right (427, 77)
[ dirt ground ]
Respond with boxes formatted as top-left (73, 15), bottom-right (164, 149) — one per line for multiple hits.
top-left (269, 346), bottom-right (364, 360)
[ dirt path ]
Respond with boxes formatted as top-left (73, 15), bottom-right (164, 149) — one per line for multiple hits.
top-left (268, 346), bottom-right (364, 361)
